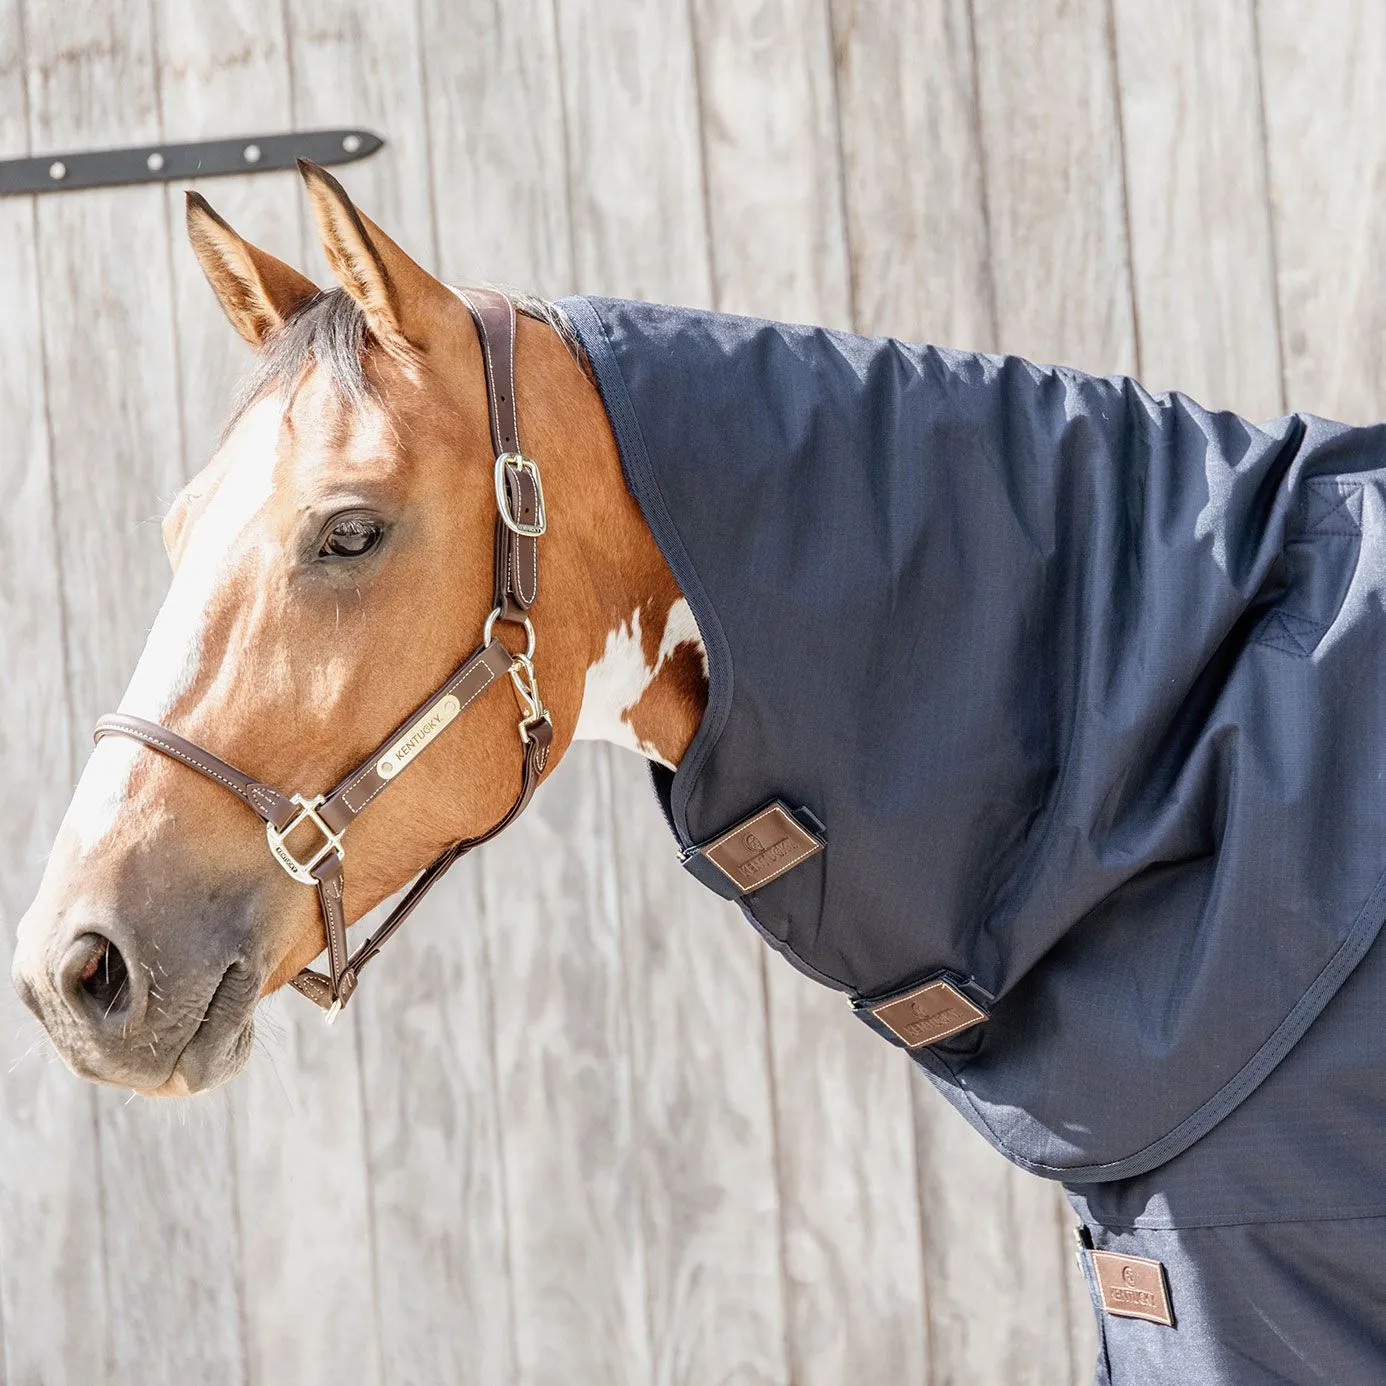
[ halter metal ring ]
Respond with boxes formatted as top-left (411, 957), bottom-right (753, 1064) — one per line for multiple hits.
top-left (265, 793), bottom-right (345, 886)
top-left (494, 453), bottom-right (546, 537)
top-left (482, 606), bottom-right (537, 660)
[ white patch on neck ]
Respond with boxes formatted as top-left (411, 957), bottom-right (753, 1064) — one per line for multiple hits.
top-left (573, 607), bottom-right (656, 757)
top-left (657, 597), bottom-right (708, 680)
top-left (63, 397), bottom-right (284, 853)
top-left (573, 598), bottom-right (706, 770)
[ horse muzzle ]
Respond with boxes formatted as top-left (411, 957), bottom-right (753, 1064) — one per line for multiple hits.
top-left (12, 885), bottom-right (263, 1095)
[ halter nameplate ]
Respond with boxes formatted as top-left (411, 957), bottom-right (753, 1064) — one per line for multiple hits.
top-left (377, 693), bottom-right (461, 780)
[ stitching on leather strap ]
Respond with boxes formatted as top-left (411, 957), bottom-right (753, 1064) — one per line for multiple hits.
top-left (705, 804), bottom-right (787, 854)
top-left (102, 725), bottom-right (260, 810)
top-left (336, 653), bottom-right (494, 806)
top-left (337, 657), bottom-right (503, 817)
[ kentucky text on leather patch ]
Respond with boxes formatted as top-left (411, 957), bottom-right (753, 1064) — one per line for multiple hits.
top-left (871, 980), bottom-right (987, 1048)
top-left (702, 803), bottom-right (824, 894)
top-left (1090, 1251), bottom-right (1175, 1327)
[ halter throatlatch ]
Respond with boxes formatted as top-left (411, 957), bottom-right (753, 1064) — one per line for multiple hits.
top-left (93, 287), bottom-right (553, 1021)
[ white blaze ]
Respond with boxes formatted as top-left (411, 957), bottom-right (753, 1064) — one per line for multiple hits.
top-left (63, 397), bottom-right (284, 852)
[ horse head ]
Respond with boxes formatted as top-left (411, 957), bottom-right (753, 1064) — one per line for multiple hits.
top-left (13, 163), bottom-right (704, 1094)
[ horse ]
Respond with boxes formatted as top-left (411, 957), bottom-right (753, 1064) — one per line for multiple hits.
top-left (15, 162), bottom-right (1386, 1384)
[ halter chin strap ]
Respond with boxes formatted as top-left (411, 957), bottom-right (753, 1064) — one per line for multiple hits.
top-left (92, 287), bottom-right (554, 1021)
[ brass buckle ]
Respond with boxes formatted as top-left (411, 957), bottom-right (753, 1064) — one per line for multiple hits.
top-left (494, 453), bottom-right (546, 537)
top-left (265, 793), bottom-right (345, 886)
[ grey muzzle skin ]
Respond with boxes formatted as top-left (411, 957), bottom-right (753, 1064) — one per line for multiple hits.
top-left (11, 858), bottom-right (266, 1094)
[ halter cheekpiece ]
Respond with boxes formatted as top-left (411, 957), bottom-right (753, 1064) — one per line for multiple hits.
top-left (93, 288), bottom-right (554, 1021)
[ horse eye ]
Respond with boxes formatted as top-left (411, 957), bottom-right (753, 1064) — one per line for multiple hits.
top-left (320, 516), bottom-right (384, 559)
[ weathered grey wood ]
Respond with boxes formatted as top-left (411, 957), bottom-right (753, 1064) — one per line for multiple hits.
top-left (20, 1), bottom-right (247, 1382)
top-left (477, 747), bottom-right (651, 1384)
top-left (913, 1096), bottom-right (1080, 1386)
top-left (420, 25), bottom-right (673, 1357)
top-left (554, 5), bottom-right (799, 1382)
top-left (0, 7), bottom-right (109, 1384)
top-left (556, 0), bottom-right (712, 306)
top-left (972, 0), bottom-right (1136, 376)
top-left (340, 871), bottom-right (515, 1386)
top-left (832, 0), bottom-right (994, 352)
top-left (155, 0), bottom-right (303, 450)
top-left (689, 3), bottom-right (936, 1384)
top-left (767, 972), bottom-right (934, 1386)
top-left (693, 0), bottom-right (851, 327)
top-left (609, 758), bottom-right (791, 1386)
top-left (1112, 0), bottom-right (1282, 416)
top-left (151, 7), bottom-right (384, 1383)
top-left (417, 0), bottom-right (571, 292)
top-left (282, 4), bottom-right (522, 1383)
top-left (318, 4), bottom-right (577, 1382)
top-left (1258, 0), bottom-right (1386, 424)
top-left (430, 4), bottom-right (683, 1380)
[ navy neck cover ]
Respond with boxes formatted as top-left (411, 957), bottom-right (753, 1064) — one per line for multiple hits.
top-left (561, 294), bottom-right (1386, 1183)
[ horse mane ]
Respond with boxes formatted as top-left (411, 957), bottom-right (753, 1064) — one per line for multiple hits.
top-left (225, 285), bottom-right (587, 439)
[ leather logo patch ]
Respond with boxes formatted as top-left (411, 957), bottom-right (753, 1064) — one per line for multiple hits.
top-left (702, 803), bottom-right (823, 894)
top-left (871, 980), bottom-right (986, 1048)
top-left (1091, 1251), bottom-right (1174, 1327)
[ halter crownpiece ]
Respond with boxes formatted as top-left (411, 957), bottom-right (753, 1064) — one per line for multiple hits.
top-left (93, 287), bottom-right (553, 1021)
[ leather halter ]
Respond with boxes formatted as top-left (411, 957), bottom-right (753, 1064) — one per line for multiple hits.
top-left (93, 287), bottom-right (554, 1021)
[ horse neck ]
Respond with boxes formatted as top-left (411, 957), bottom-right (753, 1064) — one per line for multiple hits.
top-left (517, 313), bottom-right (708, 772)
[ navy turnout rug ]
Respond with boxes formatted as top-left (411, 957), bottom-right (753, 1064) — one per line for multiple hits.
top-left (563, 295), bottom-right (1386, 1384)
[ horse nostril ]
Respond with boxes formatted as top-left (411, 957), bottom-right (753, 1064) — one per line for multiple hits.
top-left (65, 933), bottom-right (133, 1020)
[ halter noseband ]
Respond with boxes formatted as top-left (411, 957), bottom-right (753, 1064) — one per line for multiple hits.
top-left (93, 288), bottom-right (553, 1021)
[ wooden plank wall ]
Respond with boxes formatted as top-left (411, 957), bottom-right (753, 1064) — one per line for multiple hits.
top-left (0, 2), bottom-right (1371, 1382)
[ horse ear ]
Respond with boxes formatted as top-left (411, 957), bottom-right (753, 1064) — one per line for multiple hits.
top-left (185, 191), bottom-right (318, 348)
top-left (297, 159), bottom-right (444, 357)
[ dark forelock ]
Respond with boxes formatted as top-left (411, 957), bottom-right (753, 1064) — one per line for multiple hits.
top-left (223, 285), bottom-right (585, 439)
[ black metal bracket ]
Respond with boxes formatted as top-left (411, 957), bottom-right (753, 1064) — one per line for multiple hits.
top-left (0, 128), bottom-right (384, 197)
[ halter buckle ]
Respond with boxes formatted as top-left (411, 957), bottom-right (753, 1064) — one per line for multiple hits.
top-left (265, 793), bottom-right (345, 886)
top-left (494, 453), bottom-right (546, 537)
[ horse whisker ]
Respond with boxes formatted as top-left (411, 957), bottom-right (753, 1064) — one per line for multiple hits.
top-left (103, 976), bottom-right (129, 1021)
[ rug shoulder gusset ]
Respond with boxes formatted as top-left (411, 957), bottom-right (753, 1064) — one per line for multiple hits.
top-left (899, 857), bottom-right (1386, 1183)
